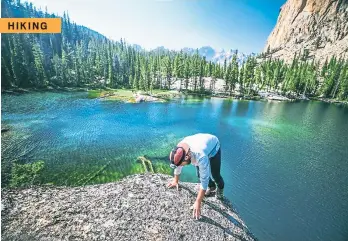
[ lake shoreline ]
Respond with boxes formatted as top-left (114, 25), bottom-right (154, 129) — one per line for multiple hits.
top-left (2, 87), bottom-right (348, 105)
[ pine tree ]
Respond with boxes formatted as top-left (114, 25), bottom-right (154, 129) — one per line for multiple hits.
top-left (191, 51), bottom-right (200, 91)
top-left (254, 65), bottom-right (262, 92)
top-left (224, 61), bottom-right (232, 95)
top-left (333, 63), bottom-right (347, 99)
top-left (243, 57), bottom-right (257, 95)
top-left (162, 56), bottom-right (173, 89)
top-left (174, 52), bottom-right (184, 90)
top-left (320, 56), bottom-right (340, 98)
top-left (184, 56), bottom-right (191, 90)
top-left (107, 43), bottom-right (114, 87)
top-left (150, 56), bottom-right (157, 92)
top-left (32, 43), bottom-right (48, 87)
top-left (198, 57), bottom-right (206, 92)
top-left (239, 64), bottom-right (245, 94)
top-left (338, 64), bottom-right (348, 100)
top-left (305, 62), bottom-right (319, 96)
top-left (230, 52), bottom-right (239, 94)
top-left (223, 58), bottom-right (227, 78)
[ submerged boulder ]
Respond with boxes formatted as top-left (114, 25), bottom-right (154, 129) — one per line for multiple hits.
top-left (1, 174), bottom-right (256, 241)
top-left (1, 128), bottom-right (10, 133)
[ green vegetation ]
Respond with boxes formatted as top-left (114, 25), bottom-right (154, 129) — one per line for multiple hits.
top-left (87, 89), bottom-right (173, 102)
top-left (2, 1), bottom-right (347, 101)
top-left (9, 160), bottom-right (45, 188)
top-left (88, 89), bottom-right (131, 100)
top-left (153, 162), bottom-right (172, 175)
top-left (87, 90), bottom-right (107, 99)
top-left (75, 161), bottom-right (111, 186)
top-left (136, 156), bottom-right (171, 175)
top-left (129, 163), bottom-right (146, 175)
top-left (255, 55), bottom-right (348, 100)
top-left (24, 158), bottom-right (170, 187)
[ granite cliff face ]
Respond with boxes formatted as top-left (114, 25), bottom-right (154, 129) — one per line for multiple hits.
top-left (265, 0), bottom-right (348, 62)
top-left (1, 174), bottom-right (255, 241)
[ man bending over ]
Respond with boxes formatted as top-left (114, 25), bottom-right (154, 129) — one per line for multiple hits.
top-left (168, 133), bottom-right (225, 219)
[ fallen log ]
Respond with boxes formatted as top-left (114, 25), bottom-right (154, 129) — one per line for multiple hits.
top-left (137, 156), bottom-right (154, 173)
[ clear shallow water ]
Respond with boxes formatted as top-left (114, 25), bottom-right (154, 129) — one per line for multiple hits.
top-left (2, 92), bottom-right (348, 241)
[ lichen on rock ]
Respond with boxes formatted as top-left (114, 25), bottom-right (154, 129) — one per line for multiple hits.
top-left (1, 174), bottom-right (256, 241)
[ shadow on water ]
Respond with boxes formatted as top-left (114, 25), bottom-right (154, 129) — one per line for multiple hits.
top-left (234, 101), bottom-right (251, 117)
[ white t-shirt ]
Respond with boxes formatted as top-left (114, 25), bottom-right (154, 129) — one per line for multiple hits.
top-left (174, 133), bottom-right (220, 190)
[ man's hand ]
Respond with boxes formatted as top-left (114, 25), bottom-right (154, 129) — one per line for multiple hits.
top-left (167, 180), bottom-right (179, 191)
top-left (191, 188), bottom-right (205, 219)
top-left (167, 175), bottom-right (180, 191)
top-left (192, 200), bottom-right (201, 220)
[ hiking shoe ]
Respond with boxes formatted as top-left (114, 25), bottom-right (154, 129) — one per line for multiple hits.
top-left (216, 188), bottom-right (224, 200)
top-left (205, 187), bottom-right (216, 196)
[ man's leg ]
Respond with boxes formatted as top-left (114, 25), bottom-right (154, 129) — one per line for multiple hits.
top-left (208, 178), bottom-right (216, 189)
top-left (209, 148), bottom-right (224, 190)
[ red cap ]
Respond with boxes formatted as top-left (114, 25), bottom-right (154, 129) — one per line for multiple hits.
top-left (170, 147), bottom-right (185, 166)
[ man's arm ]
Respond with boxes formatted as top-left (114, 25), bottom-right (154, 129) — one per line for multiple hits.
top-left (173, 174), bottom-right (180, 184)
top-left (192, 187), bottom-right (206, 219)
top-left (198, 155), bottom-right (211, 192)
top-left (196, 188), bottom-right (206, 202)
top-left (193, 156), bottom-right (211, 219)
top-left (174, 166), bottom-right (183, 176)
top-left (167, 167), bottom-right (182, 190)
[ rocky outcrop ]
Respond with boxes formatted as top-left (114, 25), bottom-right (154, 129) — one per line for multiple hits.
top-left (134, 94), bottom-right (161, 103)
top-left (265, 0), bottom-right (348, 62)
top-left (1, 174), bottom-right (255, 241)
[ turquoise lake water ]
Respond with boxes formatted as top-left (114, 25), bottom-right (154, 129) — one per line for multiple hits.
top-left (1, 92), bottom-right (348, 241)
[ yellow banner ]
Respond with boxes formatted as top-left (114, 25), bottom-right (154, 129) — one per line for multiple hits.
top-left (0, 18), bottom-right (62, 33)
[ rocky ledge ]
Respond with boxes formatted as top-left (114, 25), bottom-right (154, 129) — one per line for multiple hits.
top-left (1, 174), bottom-right (255, 241)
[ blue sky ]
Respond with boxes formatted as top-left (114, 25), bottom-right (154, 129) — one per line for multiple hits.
top-left (29, 0), bottom-right (286, 53)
